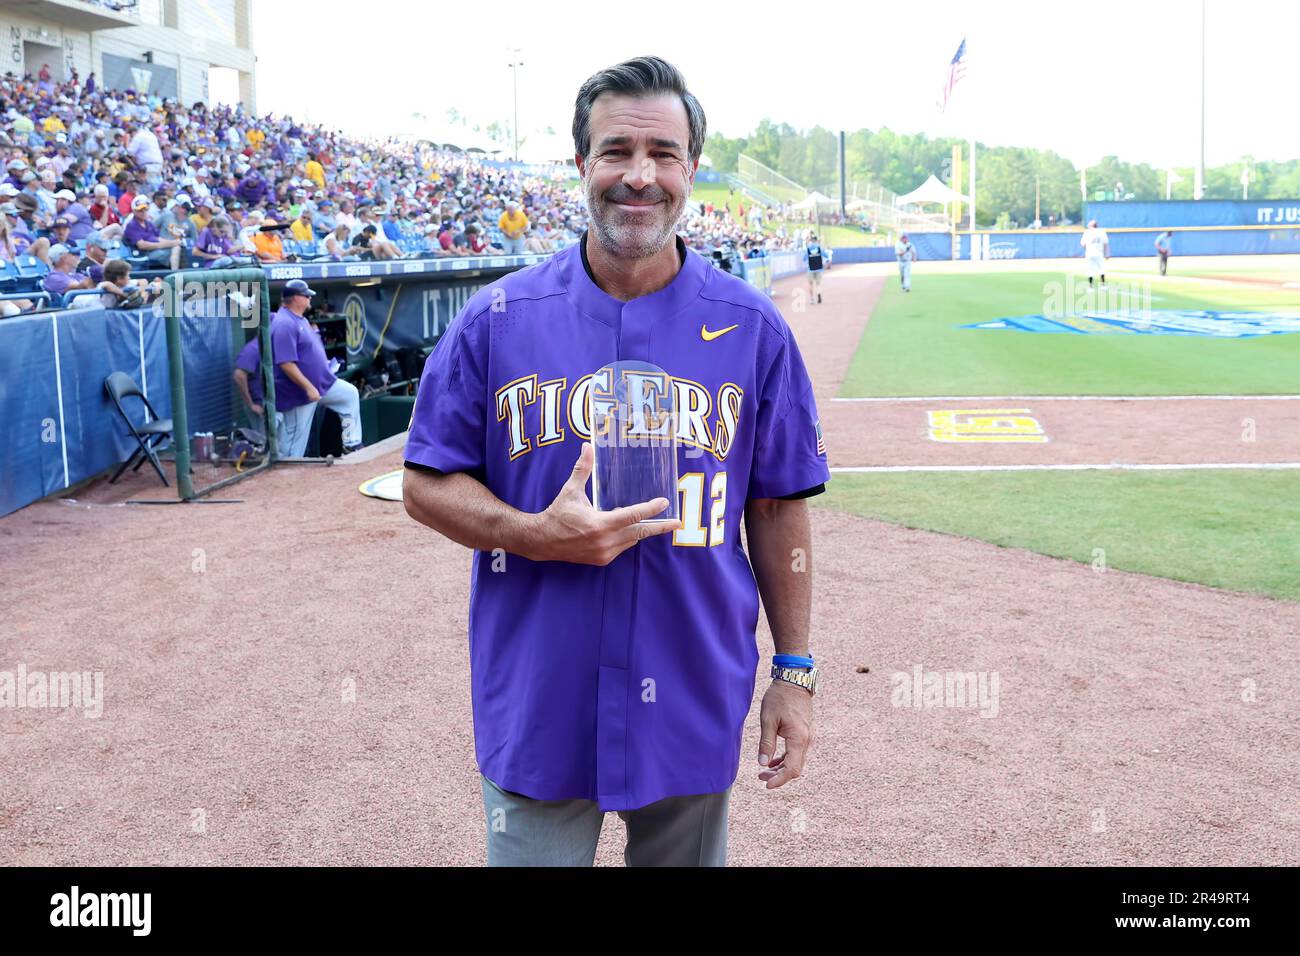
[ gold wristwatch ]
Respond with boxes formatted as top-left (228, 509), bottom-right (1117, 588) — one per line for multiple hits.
top-left (771, 664), bottom-right (818, 695)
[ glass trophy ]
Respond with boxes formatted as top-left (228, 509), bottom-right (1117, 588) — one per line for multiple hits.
top-left (589, 360), bottom-right (680, 523)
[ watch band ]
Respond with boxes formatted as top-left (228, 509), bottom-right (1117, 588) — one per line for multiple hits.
top-left (773, 653), bottom-right (815, 669)
top-left (771, 664), bottom-right (818, 695)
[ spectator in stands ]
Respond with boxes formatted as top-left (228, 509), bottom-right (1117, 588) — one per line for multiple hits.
top-left (304, 151), bottom-right (326, 190)
top-left (54, 189), bottom-right (93, 240)
top-left (466, 223), bottom-right (489, 256)
top-left (237, 165), bottom-right (271, 206)
top-left (237, 209), bottom-right (265, 254)
top-left (3, 197), bottom-right (51, 264)
top-left (42, 244), bottom-right (96, 303)
top-left (379, 205), bottom-right (403, 242)
top-left (524, 227), bottom-right (553, 254)
top-left (162, 196), bottom-right (199, 257)
top-left (359, 214), bottom-right (402, 259)
top-left (47, 216), bottom-right (73, 251)
top-left (76, 234), bottom-right (109, 283)
top-left (321, 222), bottom-right (363, 261)
top-left (126, 119), bottom-right (164, 188)
top-left (290, 208), bottom-right (315, 242)
top-left (97, 258), bottom-right (164, 309)
top-left (498, 200), bottom-right (528, 254)
top-left (187, 197), bottom-right (212, 234)
top-left (148, 187), bottom-right (173, 227)
top-left (193, 216), bottom-right (244, 269)
top-left (251, 218), bottom-right (287, 263)
top-left (434, 222), bottom-right (466, 256)
top-left (112, 172), bottom-right (135, 216)
top-left (1, 202), bottom-right (51, 263)
top-left (123, 194), bottom-right (183, 271)
top-left (335, 198), bottom-right (358, 237)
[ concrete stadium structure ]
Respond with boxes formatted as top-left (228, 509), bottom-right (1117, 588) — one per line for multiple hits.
top-left (0, 0), bottom-right (255, 108)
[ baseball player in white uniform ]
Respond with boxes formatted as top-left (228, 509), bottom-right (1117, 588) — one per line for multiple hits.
top-left (1080, 219), bottom-right (1109, 287)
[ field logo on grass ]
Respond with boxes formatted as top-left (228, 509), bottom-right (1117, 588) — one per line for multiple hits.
top-left (966, 308), bottom-right (1300, 338)
top-left (890, 664), bottom-right (999, 717)
top-left (964, 275), bottom-right (1300, 337)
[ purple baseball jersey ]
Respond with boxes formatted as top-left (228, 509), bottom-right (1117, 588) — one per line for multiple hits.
top-left (235, 337), bottom-right (264, 404)
top-left (268, 306), bottom-right (335, 410)
top-left (404, 233), bottom-right (830, 812)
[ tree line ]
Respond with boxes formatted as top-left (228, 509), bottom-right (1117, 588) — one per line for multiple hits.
top-left (705, 120), bottom-right (1300, 227)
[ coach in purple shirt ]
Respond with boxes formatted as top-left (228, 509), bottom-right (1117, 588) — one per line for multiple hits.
top-left (269, 279), bottom-right (334, 456)
top-left (403, 56), bottom-right (828, 867)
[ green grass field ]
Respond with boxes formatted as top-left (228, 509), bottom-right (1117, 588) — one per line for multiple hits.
top-left (824, 262), bottom-right (1300, 602)
top-left (815, 470), bottom-right (1300, 602)
top-left (841, 270), bottom-right (1300, 396)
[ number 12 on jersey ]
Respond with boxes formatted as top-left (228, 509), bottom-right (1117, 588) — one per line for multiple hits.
top-left (673, 471), bottom-right (727, 547)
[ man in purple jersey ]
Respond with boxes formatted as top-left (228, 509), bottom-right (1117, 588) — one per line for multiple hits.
top-left (268, 279), bottom-right (362, 457)
top-left (404, 56), bottom-right (829, 867)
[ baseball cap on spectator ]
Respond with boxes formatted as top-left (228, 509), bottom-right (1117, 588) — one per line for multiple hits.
top-left (35, 156), bottom-right (51, 167)
top-left (0, 203), bottom-right (17, 215)
top-left (54, 189), bottom-right (76, 202)
top-left (93, 184), bottom-right (110, 197)
top-left (174, 194), bottom-right (192, 207)
top-left (0, 184), bottom-right (17, 197)
top-left (7, 159), bottom-right (27, 171)
top-left (47, 244), bottom-right (72, 261)
top-left (52, 217), bottom-right (71, 229)
top-left (131, 196), bottom-right (151, 210)
top-left (20, 172), bottom-right (36, 184)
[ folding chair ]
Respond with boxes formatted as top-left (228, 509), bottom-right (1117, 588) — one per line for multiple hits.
top-left (104, 371), bottom-right (173, 486)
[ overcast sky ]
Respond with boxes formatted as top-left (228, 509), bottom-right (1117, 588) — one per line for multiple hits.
top-left (249, 0), bottom-right (1298, 171)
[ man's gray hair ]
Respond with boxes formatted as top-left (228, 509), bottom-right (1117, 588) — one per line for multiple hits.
top-left (572, 56), bottom-right (706, 166)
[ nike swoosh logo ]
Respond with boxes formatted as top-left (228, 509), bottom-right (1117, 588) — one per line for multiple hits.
top-left (701, 323), bottom-right (739, 342)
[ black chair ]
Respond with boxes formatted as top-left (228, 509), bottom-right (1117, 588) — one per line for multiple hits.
top-left (104, 371), bottom-right (173, 486)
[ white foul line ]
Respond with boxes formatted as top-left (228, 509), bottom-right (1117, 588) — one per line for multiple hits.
top-left (831, 462), bottom-right (1300, 473)
top-left (833, 394), bottom-right (1300, 403)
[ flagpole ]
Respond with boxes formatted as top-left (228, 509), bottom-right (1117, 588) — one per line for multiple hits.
top-left (968, 136), bottom-right (976, 231)
top-left (967, 33), bottom-right (976, 233)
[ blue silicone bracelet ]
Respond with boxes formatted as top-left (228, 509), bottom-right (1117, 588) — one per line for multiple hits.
top-left (773, 654), bottom-right (814, 669)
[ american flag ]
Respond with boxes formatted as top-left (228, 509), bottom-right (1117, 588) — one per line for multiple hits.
top-left (815, 420), bottom-right (826, 457)
top-left (939, 38), bottom-right (968, 112)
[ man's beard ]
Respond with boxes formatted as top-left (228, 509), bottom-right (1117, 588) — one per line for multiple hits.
top-left (584, 177), bottom-right (684, 260)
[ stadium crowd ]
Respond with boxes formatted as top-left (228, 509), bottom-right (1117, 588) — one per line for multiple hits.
top-left (0, 69), bottom-right (819, 316)
top-left (0, 70), bottom-right (594, 314)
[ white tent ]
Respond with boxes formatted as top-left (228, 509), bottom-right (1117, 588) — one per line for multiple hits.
top-left (790, 191), bottom-right (839, 210)
top-left (895, 174), bottom-right (969, 207)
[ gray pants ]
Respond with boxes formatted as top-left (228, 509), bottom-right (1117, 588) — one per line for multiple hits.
top-left (898, 259), bottom-right (912, 289)
top-left (480, 774), bottom-right (730, 867)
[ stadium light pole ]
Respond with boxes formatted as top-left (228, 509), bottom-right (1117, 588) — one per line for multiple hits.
top-left (507, 49), bottom-right (524, 163)
top-left (1196, 0), bottom-right (1206, 200)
